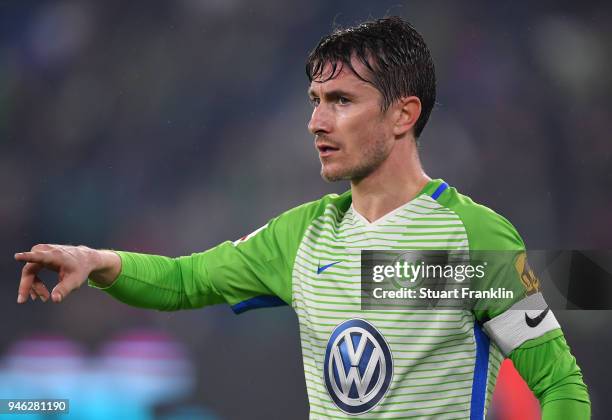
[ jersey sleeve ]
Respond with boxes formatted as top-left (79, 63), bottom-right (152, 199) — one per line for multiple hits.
top-left (442, 189), bottom-right (561, 354)
top-left (464, 212), bottom-right (536, 322)
top-left (196, 207), bottom-right (301, 313)
top-left (509, 330), bottom-right (591, 418)
top-left (443, 190), bottom-right (536, 319)
top-left (89, 196), bottom-right (337, 313)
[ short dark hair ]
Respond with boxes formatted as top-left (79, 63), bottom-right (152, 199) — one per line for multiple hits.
top-left (306, 16), bottom-right (436, 138)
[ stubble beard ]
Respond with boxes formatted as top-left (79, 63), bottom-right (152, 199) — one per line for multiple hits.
top-left (320, 136), bottom-right (391, 183)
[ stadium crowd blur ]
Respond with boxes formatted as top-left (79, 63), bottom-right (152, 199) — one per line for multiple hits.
top-left (1, 1), bottom-right (610, 418)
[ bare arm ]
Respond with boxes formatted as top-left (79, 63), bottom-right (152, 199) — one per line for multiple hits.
top-left (14, 244), bottom-right (122, 303)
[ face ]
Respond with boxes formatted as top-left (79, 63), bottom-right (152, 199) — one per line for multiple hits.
top-left (307, 60), bottom-right (396, 182)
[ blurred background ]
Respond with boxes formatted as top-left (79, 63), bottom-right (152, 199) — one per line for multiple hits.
top-left (1, 0), bottom-right (610, 418)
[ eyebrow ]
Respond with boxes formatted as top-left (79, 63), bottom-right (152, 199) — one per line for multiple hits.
top-left (307, 88), bottom-right (355, 100)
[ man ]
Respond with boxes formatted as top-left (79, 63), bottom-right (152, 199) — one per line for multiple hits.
top-left (15, 17), bottom-right (590, 419)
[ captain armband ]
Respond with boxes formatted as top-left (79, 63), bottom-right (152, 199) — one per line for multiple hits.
top-left (483, 292), bottom-right (560, 356)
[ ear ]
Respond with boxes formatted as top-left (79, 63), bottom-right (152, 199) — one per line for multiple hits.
top-left (392, 96), bottom-right (422, 137)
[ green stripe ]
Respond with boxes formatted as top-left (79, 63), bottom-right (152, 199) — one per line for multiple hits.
top-left (309, 407), bottom-right (469, 419)
top-left (490, 350), bottom-right (504, 365)
top-left (304, 379), bottom-right (473, 399)
top-left (309, 388), bottom-right (472, 405)
top-left (298, 247), bottom-right (356, 265)
top-left (402, 209), bottom-right (456, 217)
top-left (300, 343), bottom-right (475, 358)
top-left (293, 303), bottom-right (466, 316)
top-left (390, 365), bottom-right (473, 374)
top-left (295, 294), bottom-right (466, 310)
top-left (299, 334), bottom-right (475, 349)
top-left (393, 378), bottom-right (472, 391)
top-left (304, 321), bottom-right (473, 335)
top-left (310, 221), bottom-right (467, 236)
top-left (296, 296), bottom-right (464, 309)
top-left (301, 235), bottom-right (468, 250)
top-left (300, 338), bottom-right (473, 355)
top-left (379, 393), bottom-right (471, 407)
top-left (308, 383), bottom-right (473, 401)
top-left (394, 350), bottom-right (475, 361)
top-left (310, 400), bottom-right (469, 413)
top-left (304, 233), bottom-right (468, 246)
top-left (300, 312), bottom-right (471, 323)
top-left (393, 356), bottom-right (476, 365)
top-left (307, 320), bottom-right (472, 331)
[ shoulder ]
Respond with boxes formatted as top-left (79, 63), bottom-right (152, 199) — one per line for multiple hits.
top-left (274, 190), bottom-right (352, 226)
top-left (259, 190), bottom-right (352, 244)
top-left (435, 184), bottom-right (525, 251)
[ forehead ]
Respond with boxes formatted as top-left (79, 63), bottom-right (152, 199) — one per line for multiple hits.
top-left (308, 59), bottom-right (376, 95)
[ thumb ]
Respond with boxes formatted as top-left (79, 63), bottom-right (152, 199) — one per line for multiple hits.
top-left (51, 287), bottom-right (64, 303)
top-left (51, 276), bottom-right (83, 303)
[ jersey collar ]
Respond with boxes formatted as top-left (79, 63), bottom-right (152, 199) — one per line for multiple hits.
top-left (348, 178), bottom-right (447, 227)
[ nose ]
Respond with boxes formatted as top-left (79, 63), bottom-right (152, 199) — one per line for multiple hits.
top-left (308, 103), bottom-right (332, 135)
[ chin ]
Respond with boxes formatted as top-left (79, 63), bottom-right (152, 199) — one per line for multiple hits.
top-left (320, 168), bottom-right (343, 183)
top-left (320, 166), bottom-right (352, 183)
top-left (321, 161), bottom-right (376, 182)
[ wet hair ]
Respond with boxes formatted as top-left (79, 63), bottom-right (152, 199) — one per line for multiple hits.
top-left (306, 16), bottom-right (436, 138)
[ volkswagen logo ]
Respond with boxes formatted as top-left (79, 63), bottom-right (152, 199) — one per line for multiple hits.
top-left (323, 319), bottom-right (393, 415)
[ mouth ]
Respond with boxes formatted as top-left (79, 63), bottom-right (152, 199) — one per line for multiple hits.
top-left (316, 143), bottom-right (340, 157)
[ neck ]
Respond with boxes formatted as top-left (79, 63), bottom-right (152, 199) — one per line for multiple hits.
top-left (350, 138), bottom-right (430, 223)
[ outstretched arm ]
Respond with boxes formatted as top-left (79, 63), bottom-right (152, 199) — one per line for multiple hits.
top-left (14, 244), bottom-right (224, 310)
top-left (14, 227), bottom-right (293, 312)
top-left (14, 200), bottom-right (325, 309)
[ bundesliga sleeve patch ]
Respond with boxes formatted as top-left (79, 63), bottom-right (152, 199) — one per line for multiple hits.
top-left (483, 292), bottom-right (560, 355)
top-left (232, 223), bottom-right (268, 246)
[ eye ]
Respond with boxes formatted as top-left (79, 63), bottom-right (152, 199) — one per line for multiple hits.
top-left (309, 97), bottom-right (320, 107)
top-left (338, 96), bottom-right (351, 105)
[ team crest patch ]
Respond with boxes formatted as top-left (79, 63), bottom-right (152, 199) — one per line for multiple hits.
top-left (514, 252), bottom-right (541, 295)
top-left (323, 319), bottom-right (393, 415)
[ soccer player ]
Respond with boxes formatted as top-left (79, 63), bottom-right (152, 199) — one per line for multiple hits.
top-left (15, 17), bottom-right (590, 419)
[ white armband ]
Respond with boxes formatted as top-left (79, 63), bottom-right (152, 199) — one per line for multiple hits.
top-left (482, 292), bottom-right (560, 356)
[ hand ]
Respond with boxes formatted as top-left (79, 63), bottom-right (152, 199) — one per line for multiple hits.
top-left (14, 244), bottom-right (97, 304)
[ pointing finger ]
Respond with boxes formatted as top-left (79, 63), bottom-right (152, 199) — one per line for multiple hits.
top-left (14, 251), bottom-right (55, 265)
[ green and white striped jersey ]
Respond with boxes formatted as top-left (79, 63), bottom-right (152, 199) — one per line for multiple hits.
top-left (204, 179), bottom-right (533, 418)
top-left (103, 178), bottom-right (542, 419)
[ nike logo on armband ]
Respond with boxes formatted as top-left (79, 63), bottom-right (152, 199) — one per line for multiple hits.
top-left (317, 261), bottom-right (341, 274)
top-left (525, 307), bottom-right (550, 328)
